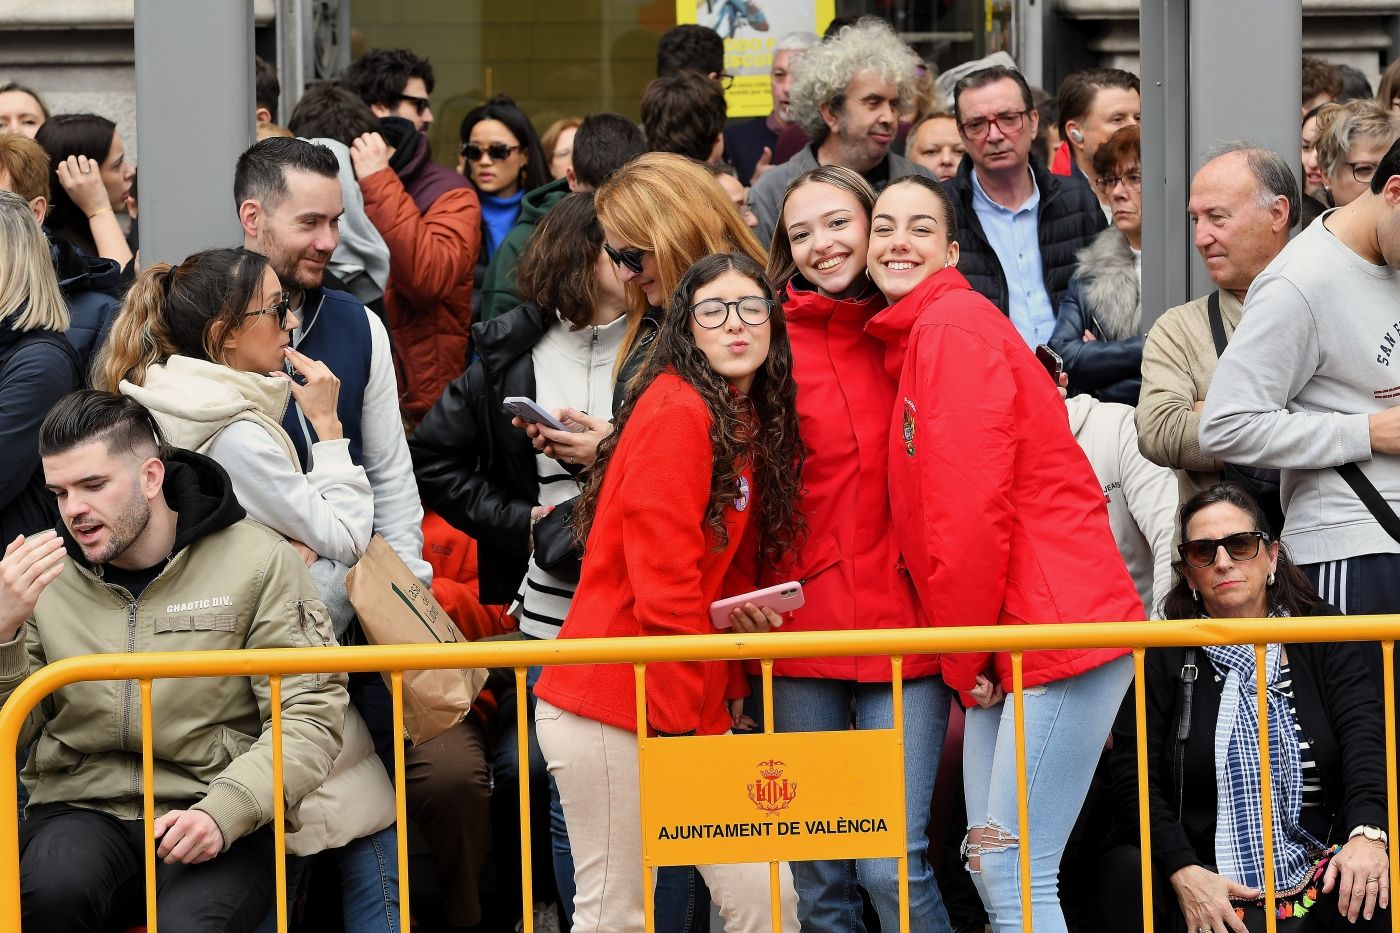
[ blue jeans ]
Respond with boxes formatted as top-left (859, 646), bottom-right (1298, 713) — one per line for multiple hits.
top-left (253, 824), bottom-right (399, 933)
top-left (962, 655), bottom-right (1132, 933)
top-left (771, 676), bottom-right (954, 933)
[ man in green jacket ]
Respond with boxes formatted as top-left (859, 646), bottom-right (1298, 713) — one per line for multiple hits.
top-left (0, 390), bottom-right (347, 933)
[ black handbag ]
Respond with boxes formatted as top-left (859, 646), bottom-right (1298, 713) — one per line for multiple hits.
top-left (531, 497), bottom-right (583, 583)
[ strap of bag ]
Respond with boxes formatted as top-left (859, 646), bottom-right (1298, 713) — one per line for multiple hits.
top-left (1336, 461), bottom-right (1400, 546)
top-left (1207, 291), bottom-right (1228, 357)
top-left (1174, 648), bottom-right (1198, 821)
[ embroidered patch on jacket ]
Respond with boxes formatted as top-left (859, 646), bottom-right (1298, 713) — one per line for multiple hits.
top-left (734, 475), bottom-right (751, 512)
top-left (902, 398), bottom-right (917, 457)
top-left (154, 614), bottom-right (238, 634)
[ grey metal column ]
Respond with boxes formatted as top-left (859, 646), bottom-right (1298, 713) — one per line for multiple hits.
top-left (134, 0), bottom-right (254, 266)
top-left (1139, 0), bottom-right (1302, 329)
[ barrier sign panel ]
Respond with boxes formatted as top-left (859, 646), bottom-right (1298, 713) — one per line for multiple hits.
top-left (639, 729), bottom-right (905, 865)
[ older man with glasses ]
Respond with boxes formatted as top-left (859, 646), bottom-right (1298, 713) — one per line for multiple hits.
top-left (944, 64), bottom-right (1107, 348)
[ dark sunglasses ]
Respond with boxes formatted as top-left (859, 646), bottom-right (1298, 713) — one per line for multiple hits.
top-left (461, 142), bottom-right (523, 163)
top-left (249, 291), bottom-right (293, 330)
top-left (690, 297), bottom-right (773, 329)
top-left (1177, 530), bottom-right (1270, 569)
top-left (398, 93), bottom-right (431, 116)
top-left (603, 243), bottom-right (646, 275)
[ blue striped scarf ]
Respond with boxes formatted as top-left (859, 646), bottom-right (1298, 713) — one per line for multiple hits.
top-left (1205, 641), bottom-right (1323, 893)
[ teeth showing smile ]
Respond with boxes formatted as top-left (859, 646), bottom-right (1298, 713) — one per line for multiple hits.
top-left (885, 261), bottom-right (916, 271)
top-left (815, 256), bottom-right (845, 271)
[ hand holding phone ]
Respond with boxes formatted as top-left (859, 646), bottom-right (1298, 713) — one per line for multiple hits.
top-left (709, 581), bottom-right (805, 629)
top-left (1034, 344), bottom-right (1063, 380)
top-left (503, 397), bottom-right (584, 433)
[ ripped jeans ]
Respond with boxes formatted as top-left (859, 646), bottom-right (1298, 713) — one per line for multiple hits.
top-left (962, 655), bottom-right (1132, 933)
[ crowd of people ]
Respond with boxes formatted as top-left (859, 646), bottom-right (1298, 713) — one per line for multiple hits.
top-left (0, 15), bottom-right (1398, 933)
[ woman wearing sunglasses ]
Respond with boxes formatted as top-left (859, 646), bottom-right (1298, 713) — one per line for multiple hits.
top-left (761, 164), bottom-right (955, 932)
top-left (96, 247), bottom-right (402, 933)
top-left (1108, 482), bottom-right (1390, 933)
top-left (534, 252), bottom-right (802, 932)
top-left (863, 174), bottom-right (1143, 932)
top-left (458, 95), bottom-right (548, 264)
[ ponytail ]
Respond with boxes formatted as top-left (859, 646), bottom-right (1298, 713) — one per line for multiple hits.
top-left (93, 263), bottom-right (177, 391)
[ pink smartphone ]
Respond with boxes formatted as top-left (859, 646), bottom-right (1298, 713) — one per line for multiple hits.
top-left (709, 581), bottom-right (805, 629)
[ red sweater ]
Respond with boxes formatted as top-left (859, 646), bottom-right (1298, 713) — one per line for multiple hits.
top-left (534, 373), bottom-right (757, 736)
top-left (865, 269), bottom-right (1141, 705)
top-left (758, 282), bottom-right (936, 681)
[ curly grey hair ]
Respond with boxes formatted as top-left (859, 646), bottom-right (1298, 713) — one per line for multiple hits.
top-left (789, 18), bottom-right (920, 144)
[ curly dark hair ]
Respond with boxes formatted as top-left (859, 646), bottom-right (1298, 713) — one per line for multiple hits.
top-left (573, 252), bottom-right (805, 568)
top-left (1160, 482), bottom-right (1324, 621)
top-left (515, 191), bottom-right (603, 329)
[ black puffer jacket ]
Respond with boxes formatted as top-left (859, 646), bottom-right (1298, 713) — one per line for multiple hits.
top-left (944, 154), bottom-right (1106, 319)
top-left (410, 303), bottom-right (658, 604)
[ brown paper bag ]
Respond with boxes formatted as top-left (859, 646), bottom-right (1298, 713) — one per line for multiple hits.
top-left (345, 535), bottom-right (487, 745)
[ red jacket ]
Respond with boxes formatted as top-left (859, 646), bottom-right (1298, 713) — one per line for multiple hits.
top-left (359, 166), bottom-right (480, 425)
top-left (534, 373), bottom-right (756, 737)
top-left (864, 268), bottom-right (1140, 704)
top-left (759, 283), bottom-right (936, 681)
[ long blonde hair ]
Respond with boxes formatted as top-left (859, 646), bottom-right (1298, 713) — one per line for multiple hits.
top-left (0, 189), bottom-right (69, 334)
top-left (595, 152), bottom-right (766, 366)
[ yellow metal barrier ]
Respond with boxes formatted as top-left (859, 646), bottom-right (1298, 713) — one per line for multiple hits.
top-left (3, 617), bottom-right (1399, 933)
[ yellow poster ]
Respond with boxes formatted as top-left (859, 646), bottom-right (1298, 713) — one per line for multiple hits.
top-left (676, 0), bottom-right (836, 118)
top-left (639, 729), bottom-right (906, 866)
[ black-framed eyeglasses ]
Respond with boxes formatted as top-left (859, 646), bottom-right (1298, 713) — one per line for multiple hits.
top-left (959, 109), bottom-right (1031, 141)
top-left (249, 291), bottom-right (293, 330)
top-left (1096, 170), bottom-right (1143, 192)
top-left (603, 243), bottom-right (646, 275)
top-left (717, 73), bottom-right (735, 90)
top-left (398, 93), bottom-right (431, 116)
top-left (689, 296), bottom-right (773, 329)
top-left (1346, 160), bottom-right (1378, 184)
top-left (1177, 530), bottom-right (1270, 569)
top-left (461, 142), bottom-right (523, 163)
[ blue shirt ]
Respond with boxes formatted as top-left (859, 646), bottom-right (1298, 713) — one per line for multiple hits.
top-left (970, 168), bottom-right (1056, 347)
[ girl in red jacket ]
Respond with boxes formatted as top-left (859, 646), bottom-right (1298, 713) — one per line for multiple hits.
top-left (534, 252), bottom-right (804, 933)
top-left (863, 175), bottom-right (1142, 933)
top-left (762, 165), bottom-right (955, 933)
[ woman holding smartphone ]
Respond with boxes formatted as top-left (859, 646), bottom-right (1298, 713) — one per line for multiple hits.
top-left (534, 253), bottom-right (803, 933)
top-left (862, 175), bottom-right (1143, 933)
top-left (762, 165), bottom-right (954, 933)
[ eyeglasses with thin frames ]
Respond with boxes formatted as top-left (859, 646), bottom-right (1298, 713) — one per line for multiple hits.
top-left (959, 109), bottom-right (1031, 141)
top-left (1177, 530), bottom-right (1270, 569)
top-left (1346, 161), bottom-right (1378, 184)
top-left (398, 93), bottom-right (431, 116)
top-left (604, 243), bottom-right (646, 276)
top-left (248, 291), bottom-right (293, 331)
top-left (689, 297), bottom-right (773, 329)
top-left (461, 142), bottom-right (524, 163)
top-left (1095, 170), bottom-right (1143, 193)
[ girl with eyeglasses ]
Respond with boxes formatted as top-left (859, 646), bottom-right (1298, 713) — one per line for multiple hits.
top-left (863, 174), bottom-right (1143, 932)
top-left (761, 164), bottom-right (956, 933)
top-left (1107, 483), bottom-right (1390, 933)
top-left (534, 252), bottom-right (802, 932)
top-left (96, 247), bottom-right (401, 932)
top-left (457, 95), bottom-right (549, 263)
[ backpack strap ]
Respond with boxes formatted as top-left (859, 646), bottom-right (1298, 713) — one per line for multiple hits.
top-left (1336, 461), bottom-right (1400, 546)
top-left (1207, 291), bottom-right (1228, 357)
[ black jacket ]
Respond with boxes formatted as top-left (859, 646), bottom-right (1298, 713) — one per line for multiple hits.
top-left (409, 303), bottom-right (658, 604)
top-left (944, 154), bottom-right (1106, 319)
top-left (48, 230), bottom-right (122, 375)
top-left (1109, 621), bottom-right (1388, 881)
top-left (0, 322), bottom-right (82, 546)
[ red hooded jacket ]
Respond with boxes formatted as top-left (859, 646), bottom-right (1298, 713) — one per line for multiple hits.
top-left (758, 282), bottom-right (937, 681)
top-left (534, 373), bottom-right (756, 737)
top-left (864, 268), bottom-right (1140, 704)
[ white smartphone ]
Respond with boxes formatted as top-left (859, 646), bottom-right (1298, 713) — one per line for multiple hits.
top-left (502, 397), bottom-right (583, 433)
top-left (709, 581), bottom-right (805, 629)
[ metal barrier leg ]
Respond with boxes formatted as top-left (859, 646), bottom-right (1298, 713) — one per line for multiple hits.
top-left (635, 663), bottom-right (656, 933)
top-left (892, 657), bottom-right (910, 933)
top-left (270, 675), bottom-right (287, 933)
top-left (515, 666), bottom-right (535, 933)
top-left (390, 672), bottom-right (410, 933)
top-left (1010, 653), bottom-right (1031, 933)
top-left (761, 659), bottom-right (781, 932)
top-left (141, 678), bottom-right (159, 933)
top-left (1133, 649), bottom-right (1155, 933)
top-left (1254, 645), bottom-right (1277, 932)
top-left (1383, 641), bottom-right (1397, 933)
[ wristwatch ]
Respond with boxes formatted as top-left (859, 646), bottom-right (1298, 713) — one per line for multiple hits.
top-left (1350, 824), bottom-right (1389, 847)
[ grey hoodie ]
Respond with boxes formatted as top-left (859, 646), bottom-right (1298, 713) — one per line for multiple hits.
top-left (1200, 212), bottom-right (1400, 565)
